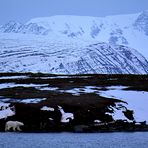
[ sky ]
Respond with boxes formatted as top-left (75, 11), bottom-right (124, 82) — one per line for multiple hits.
top-left (0, 0), bottom-right (148, 24)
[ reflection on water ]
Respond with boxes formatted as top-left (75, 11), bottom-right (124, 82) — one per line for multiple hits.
top-left (0, 132), bottom-right (148, 148)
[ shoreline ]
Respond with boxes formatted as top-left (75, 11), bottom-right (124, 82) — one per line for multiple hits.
top-left (1, 122), bottom-right (148, 133)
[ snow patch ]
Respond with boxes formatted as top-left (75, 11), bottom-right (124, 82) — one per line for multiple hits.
top-left (39, 87), bottom-right (59, 91)
top-left (0, 83), bottom-right (49, 89)
top-left (21, 98), bottom-right (47, 104)
top-left (41, 106), bottom-right (54, 111)
top-left (0, 76), bottom-right (28, 79)
top-left (0, 102), bottom-right (10, 109)
top-left (94, 120), bottom-right (101, 123)
top-left (59, 86), bottom-right (102, 95)
top-left (100, 89), bottom-right (148, 122)
top-left (0, 103), bottom-right (15, 119)
top-left (58, 106), bottom-right (74, 123)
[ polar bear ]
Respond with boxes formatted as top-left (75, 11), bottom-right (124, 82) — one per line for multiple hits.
top-left (5, 121), bottom-right (24, 132)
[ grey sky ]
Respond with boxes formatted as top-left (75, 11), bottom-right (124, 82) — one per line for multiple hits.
top-left (0, 0), bottom-right (148, 24)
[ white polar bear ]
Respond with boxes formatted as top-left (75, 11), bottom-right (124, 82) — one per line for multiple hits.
top-left (5, 121), bottom-right (24, 132)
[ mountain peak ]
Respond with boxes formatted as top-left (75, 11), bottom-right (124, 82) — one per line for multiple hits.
top-left (134, 10), bottom-right (148, 35)
top-left (0, 10), bottom-right (148, 62)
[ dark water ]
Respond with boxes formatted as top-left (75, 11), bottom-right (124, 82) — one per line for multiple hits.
top-left (0, 132), bottom-right (148, 148)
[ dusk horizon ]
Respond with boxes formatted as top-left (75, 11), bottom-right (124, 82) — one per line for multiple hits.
top-left (0, 0), bottom-right (148, 24)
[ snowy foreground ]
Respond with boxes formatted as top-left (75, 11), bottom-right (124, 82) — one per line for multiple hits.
top-left (100, 88), bottom-right (148, 122)
top-left (0, 73), bottom-right (148, 132)
top-left (0, 85), bottom-right (148, 122)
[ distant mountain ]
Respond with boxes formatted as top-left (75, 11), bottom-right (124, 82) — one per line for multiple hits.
top-left (0, 11), bottom-right (148, 74)
top-left (0, 10), bottom-right (148, 58)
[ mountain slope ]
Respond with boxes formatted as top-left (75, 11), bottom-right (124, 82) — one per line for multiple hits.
top-left (0, 33), bottom-right (148, 74)
top-left (0, 11), bottom-right (148, 74)
top-left (0, 10), bottom-right (148, 58)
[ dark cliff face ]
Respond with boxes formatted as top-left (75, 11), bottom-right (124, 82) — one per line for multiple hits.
top-left (0, 21), bottom-right (48, 35)
top-left (0, 21), bottom-right (22, 33)
top-left (68, 43), bottom-right (148, 74)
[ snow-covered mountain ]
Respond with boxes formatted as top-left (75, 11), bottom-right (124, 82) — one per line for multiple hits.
top-left (0, 33), bottom-right (148, 74)
top-left (0, 10), bottom-right (148, 58)
top-left (0, 10), bottom-right (148, 74)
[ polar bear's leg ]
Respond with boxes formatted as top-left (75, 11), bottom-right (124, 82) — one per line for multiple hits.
top-left (5, 124), bottom-right (8, 131)
top-left (5, 124), bottom-right (11, 131)
top-left (13, 125), bottom-right (16, 131)
top-left (17, 126), bottom-right (22, 131)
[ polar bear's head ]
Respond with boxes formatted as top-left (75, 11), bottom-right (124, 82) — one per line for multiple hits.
top-left (16, 121), bottom-right (24, 126)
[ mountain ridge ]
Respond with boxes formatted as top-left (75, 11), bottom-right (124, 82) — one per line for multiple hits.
top-left (0, 10), bottom-right (148, 58)
top-left (0, 11), bottom-right (148, 74)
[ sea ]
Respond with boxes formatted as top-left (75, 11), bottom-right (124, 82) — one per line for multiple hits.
top-left (0, 132), bottom-right (148, 148)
